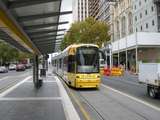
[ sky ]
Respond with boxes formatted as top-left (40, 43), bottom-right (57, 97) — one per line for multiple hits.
top-left (49, 0), bottom-right (73, 62)
top-left (57, 0), bottom-right (73, 36)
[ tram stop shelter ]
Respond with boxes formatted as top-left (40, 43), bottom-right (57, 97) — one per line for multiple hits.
top-left (0, 0), bottom-right (72, 87)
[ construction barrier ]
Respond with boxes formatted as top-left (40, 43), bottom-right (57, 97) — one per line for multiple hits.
top-left (103, 67), bottom-right (111, 76)
top-left (111, 67), bottom-right (123, 76)
top-left (100, 68), bottom-right (104, 75)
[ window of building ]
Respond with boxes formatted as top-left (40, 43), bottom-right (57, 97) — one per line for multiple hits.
top-left (135, 5), bottom-right (136, 10)
top-left (121, 16), bottom-right (126, 37)
top-left (140, 13), bottom-right (142, 18)
top-left (152, 20), bottom-right (155, 26)
top-left (135, 16), bottom-right (137, 21)
top-left (139, 1), bottom-right (141, 6)
top-left (151, 6), bottom-right (154, 12)
top-left (128, 12), bottom-right (133, 34)
top-left (141, 26), bottom-right (143, 31)
top-left (145, 10), bottom-right (147, 15)
top-left (145, 0), bottom-right (147, 2)
top-left (146, 23), bottom-right (148, 29)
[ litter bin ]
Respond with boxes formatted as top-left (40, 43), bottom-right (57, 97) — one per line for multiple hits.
top-left (40, 69), bottom-right (46, 77)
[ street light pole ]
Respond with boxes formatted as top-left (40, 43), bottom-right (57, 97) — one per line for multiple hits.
top-left (109, 44), bottom-right (112, 69)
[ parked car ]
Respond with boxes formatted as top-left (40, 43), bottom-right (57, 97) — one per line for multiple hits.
top-left (0, 66), bottom-right (8, 73)
top-left (16, 64), bottom-right (25, 71)
top-left (25, 63), bottom-right (32, 69)
top-left (9, 64), bottom-right (16, 70)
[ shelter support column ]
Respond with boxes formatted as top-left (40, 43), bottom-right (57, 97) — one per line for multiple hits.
top-left (33, 55), bottom-right (42, 88)
top-left (40, 55), bottom-right (46, 77)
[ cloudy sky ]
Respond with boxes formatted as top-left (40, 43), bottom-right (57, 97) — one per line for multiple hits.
top-left (57, 0), bottom-right (73, 35)
top-left (49, 0), bottom-right (73, 61)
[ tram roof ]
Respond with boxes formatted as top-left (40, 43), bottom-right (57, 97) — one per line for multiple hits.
top-left (65, 44), bottom-right (99, 50)
top-left (0, 0), bottom-right (71, 54)
top-left (52, 44), bottom-right (99, 59)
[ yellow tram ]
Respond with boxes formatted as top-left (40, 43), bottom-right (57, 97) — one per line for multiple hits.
top-left (52, 44), bottom-right (101, 88)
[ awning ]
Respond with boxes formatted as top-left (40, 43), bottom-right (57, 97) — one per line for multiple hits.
top-left (0, 0), bottom-right (71, 54)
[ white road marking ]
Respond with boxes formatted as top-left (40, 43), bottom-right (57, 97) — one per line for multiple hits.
top-left (0, 72), bottom-right (29, 82)
top-left (0, 97), bottom-right (61, 101)
top-left (55, 76), bottom-right (81, 120)
top-left (25, 81), bottom-right (56, 83)
top-left (0, 76), bottom-right (9, 81)
top-left (0, 76), bottom-right (32, 97)
top-left (101, 84), bottom-right (160, 112)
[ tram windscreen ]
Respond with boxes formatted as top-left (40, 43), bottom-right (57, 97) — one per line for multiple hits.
top-left (76, 47), bottom-right (99, 73)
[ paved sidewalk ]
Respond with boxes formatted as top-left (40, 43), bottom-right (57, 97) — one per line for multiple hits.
top-left (0, 67), bottom-right (80, 120)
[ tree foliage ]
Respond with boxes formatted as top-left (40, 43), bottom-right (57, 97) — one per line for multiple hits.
top-left (0, 41), bottom-right (32, 65)
top-left (60, 17), bottom-right (110, 50)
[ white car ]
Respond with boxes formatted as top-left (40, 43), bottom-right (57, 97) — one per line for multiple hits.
top-left (9, 64), bottom-right (16, 70)
top-left (0, 66), bottom-right (8, 73)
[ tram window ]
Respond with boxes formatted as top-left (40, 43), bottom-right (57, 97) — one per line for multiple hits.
top-left (59, 59), bottom-right (62, 68)
top-left (99, 50), bottom-right (106, 67)
top-left (55, 60), bottom-right (57, 67)
top-left (55, 61), bottom-right (56, 67)
top-left (63, 57), bottom-right (68, 72)
top-left (68, 55), bottom-right (76, 73)
top-left (76, 47), bottom-right (99, 73)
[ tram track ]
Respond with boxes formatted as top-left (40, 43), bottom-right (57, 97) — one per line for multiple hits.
top-left (78, 90), bottom-right (107, 120)
top-left (56, 74), bottom-right (107, 120)
top-left (77, 85), bottom-right (150, 120)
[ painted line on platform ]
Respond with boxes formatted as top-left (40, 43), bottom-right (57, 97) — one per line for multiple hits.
top-left (0, 76), bottom-right (9, 81)
top-left (55, 76), bottom-right (81, 120)
top-left (101, 84), bottom-right (160, 112)
top-left (0, 76), bottom-right (32, 97)
top-left (0, 97), bottom-right (61, 101)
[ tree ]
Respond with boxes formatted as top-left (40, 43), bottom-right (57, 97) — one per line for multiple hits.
top-left (0, 41), bottom-right (18, 65)
top-left (0, 41), bottom-right (32, 65)
top-left (60, 17), bottom-right (110, 50)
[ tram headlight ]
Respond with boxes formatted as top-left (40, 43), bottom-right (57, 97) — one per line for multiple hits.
top-left (97, 75), bottom-right (100, 78)
top-left (76, 76), bottom-right (80, 78)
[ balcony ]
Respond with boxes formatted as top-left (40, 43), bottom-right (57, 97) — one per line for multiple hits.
top-left (111, 32), bottom-right (160, 53)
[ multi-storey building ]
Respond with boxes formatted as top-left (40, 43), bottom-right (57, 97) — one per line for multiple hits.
top-left (103, 0), bottom-right (160, 73)
top-left (72, 0), bottom-right (89, 21)
top-left (98, 0), bottom-right (112, 23)
top-left (133, 0), bottom-right (159, 32)
top-left (111, 0), bottom-right (133, 41)
top-left (88, 0), bottom-right (100, 19)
